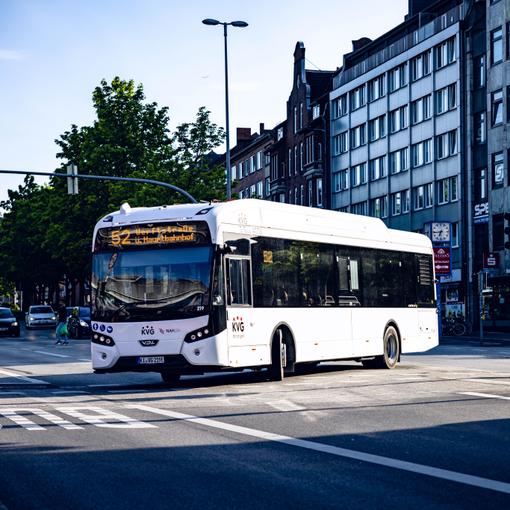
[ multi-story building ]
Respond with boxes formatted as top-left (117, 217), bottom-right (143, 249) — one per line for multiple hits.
top-left (268, 42), bottom-right (335, 208)
top-left (330, 0), bottom-right (467, 319)
top-left (230, 125), bottom-right (272, 200)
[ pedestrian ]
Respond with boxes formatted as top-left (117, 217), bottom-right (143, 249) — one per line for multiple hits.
top-left (55, 301), bottom-right (69, 345)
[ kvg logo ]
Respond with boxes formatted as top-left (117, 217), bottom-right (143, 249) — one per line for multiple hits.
top-left (141, 325), bottom-right (155, 336)
top-left (232, 316), bottom-right (244, 333)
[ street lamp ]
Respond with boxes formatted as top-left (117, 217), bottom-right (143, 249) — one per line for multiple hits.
top-left (202, 18), bottom-right (248, 200)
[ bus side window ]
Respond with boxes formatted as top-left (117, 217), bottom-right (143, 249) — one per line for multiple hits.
top-left (227, 258), bottom-right (252, 306)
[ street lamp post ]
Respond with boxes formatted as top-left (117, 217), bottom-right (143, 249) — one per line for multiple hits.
top-left (202, 18), bottom-right (248, 200)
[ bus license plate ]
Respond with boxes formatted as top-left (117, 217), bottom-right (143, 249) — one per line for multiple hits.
top-left (137, 356), bottom-right (165, 365)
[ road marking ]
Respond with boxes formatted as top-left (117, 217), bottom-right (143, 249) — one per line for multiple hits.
top-left (460, 392), bottom-right (510, 401)
top-left (0, 408), bottom-right (83, 430)
top-left (88, 383), bottom-right (123, 388)
top-left (267, 400), bottom-right (305, 412)
top-left (56, 406), bottom-right (157, 429)
top-left (33, 350), bottom-right (69, 358)
top-left (78, 359), bottom-right (90, 362)
top-left (463, 379), bottom-right (510, 387)
top-left (129, 404), bottom-right (510, 495)
top-left (0, 368), bottom-right (49, 385)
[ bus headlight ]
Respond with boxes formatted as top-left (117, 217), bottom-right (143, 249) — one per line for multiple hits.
top-left (184, 326), bottom-right (212, 343)
top-left (92, 332), bottom-right (116, 346)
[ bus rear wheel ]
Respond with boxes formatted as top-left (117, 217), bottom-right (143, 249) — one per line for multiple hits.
top-left (160, 372), bottom-right (181, 385)
top-left (362, 325), bottom-right (400, 370)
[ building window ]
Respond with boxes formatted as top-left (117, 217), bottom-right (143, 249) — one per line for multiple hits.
top-left (388, 63), bottom-right (407, 92)
top-left (389, 147), bottom-right (409, 174)
top-left (474, 112), bottom-right (486, 144)
top-left (411, 95), bottom-right (431, 124)
top-left (493, 152), bottom-right (504, 188)
top-left (299, 102), bottom-right (303, 130)
top-left (368, 115), bottom-right (386, 142)
top-left (492, 90), bottom-right (503, 125)
top-left (257, 181), bottom-right (263, 198)
top-left (250, 154), bottom-right (257, 173)
top-left (389, 105), bottom-right (408, 133)
top-left (411, 139), bottom-right (433, 167)
top-left (270, 154), bottom-right (278, 180)
top-left (333, 169), bottom-right (349, 192)
top-left (334, 131), bottom-right (348, 154)
top-left (451, 222), bottom-right (459, 248)
top-left (474, 55), bottom-right (485, 88)
top-left (413, 185), bottom-right (425, 210)
top-left (265, 177), bottom-right (270, 197)
top-left (277, 127), bottom-right (284, 140)
top-left (317, 178), bottom-right (323, 207)
top-left (333, 94), bottom-right (347, 117)
top-left (369, 155), bottom-right (386, 180)
top-left (435, 130), bottom-right (457, 159)
top-left (312, 104), bottom-right (320, 119)
top-left (350, 162), bottom-right (367, 187)
top-left (438, 176), bottom-right (459, 204)
top-left (300, 185), bottom-right (304, 205)
top-left (424, 183), bottom-right (434, 208)
top-left (300, 142), bottom-right (304, 172)
top-left (305, 135), bottom-right (314, 165)
top-left (351, 201), bottom-right (368, 216)
top-left (307, 179), bottom-right (313, 206)
top-left (491, 27), bottom-right (503, 65)
top-left (435, 84), bottom-right (456, 114)
top-left (293, 106), bottom-right (297, 134)
top-left (391, 192), bottom-right (401, 216)
top-left (370, 196), bottom-right (388, 218)
top-left (435, 36), bottom-right (456, 69)
top-left (494, 214), bottom-right (505, 250)
top-left (288, 148), bottom-right (292, 176)
top-left (294, 186), bottom-right (298, 204)
top-left (350, 85), bottom-right (366, 110)
top-left (294, 146), bottom-right (298, 174)
top-left (350, 123), bottom-right (367, 149)
top-left (410, 50), bottom-right (431, 81)
top-left (368, 74), bottom-right (386, 102)
top-left (402, 189), bottom-right (410, 212)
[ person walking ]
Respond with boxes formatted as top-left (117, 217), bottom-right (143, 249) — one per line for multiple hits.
top-left (55, 302), bottom-right (69, 345)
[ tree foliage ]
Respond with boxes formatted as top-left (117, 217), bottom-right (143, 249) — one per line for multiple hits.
top-left (0, 77), bottom-right (226, 305)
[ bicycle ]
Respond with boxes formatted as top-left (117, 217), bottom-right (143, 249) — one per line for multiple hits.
top-left (442, 317), bottom-right (469, 336)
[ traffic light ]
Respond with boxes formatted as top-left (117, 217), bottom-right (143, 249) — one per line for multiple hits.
top-left (504, 212), bottom-right (510, 249)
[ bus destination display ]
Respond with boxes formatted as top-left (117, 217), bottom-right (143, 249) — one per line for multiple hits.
top-left (95, 222), bottom-right (210, 251)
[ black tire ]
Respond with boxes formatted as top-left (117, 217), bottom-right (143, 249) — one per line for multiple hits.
top-left (268, 330), bottom-right (285, 381)
top-left (452, 322), bottom-right (466, 336)
top-left (161, 372), bottom-right (181, 385)
top-left (363, 326), bottom-right (400, 370)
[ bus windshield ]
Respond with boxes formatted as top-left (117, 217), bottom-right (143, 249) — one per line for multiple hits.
top-left (91, 246), bottom-right (213, 322)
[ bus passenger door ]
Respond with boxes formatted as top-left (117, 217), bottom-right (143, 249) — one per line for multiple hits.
top-left (225, 256), bottom-right (263, 367)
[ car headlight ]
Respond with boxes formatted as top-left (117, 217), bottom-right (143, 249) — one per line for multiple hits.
top-left (28, 317), bottom-right (33, 322)
top-left (79, 320), bottom-right (88, 327)
top-left (52, 316), bottom-right (57, 320)
top-left (12, 322), bottom-right (18, 327)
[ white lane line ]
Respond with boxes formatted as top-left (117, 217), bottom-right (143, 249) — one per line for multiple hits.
top-left (129, 404), bottom-right (510, 495)
top-left (460, 392), bottom-right (510, 401)
top-left (78, 359), bottom-right (90, 362)
top-left (463, 379), bottom-right (510, 387)
top-left (0, 368), bottom-right (49, 385)
top-left (0, 408), bottom-right (83, 430)
top-left (33, 350), bottom-right (69, 358)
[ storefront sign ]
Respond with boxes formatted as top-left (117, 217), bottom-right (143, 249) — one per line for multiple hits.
top-left (483, 252), bottom-right (499, 268)
top-left (473, 202), bottom-right (489, 224)
top-left (433, 247), bottom-right (451, 275)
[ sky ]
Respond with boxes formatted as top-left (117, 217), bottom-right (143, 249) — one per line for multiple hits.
top-left (0, 0), bottom-right (408, 207)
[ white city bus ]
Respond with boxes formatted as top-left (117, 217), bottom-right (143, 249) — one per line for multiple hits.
top-left (91, 199), bottom-right (438, 382)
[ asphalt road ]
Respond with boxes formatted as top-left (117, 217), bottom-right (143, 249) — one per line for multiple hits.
top-left (1, 327), bottom-right (510, 509)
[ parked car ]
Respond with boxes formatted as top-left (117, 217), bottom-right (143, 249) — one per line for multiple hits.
top-left (0, 307), bottom-right (20, 337)
top-left (67, 306), bottom-right (91, 339)
top-left (25, 305), bottom-right (58, 329)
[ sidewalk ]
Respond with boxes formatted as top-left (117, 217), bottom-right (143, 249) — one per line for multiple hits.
top-left (441, 330), bottom-right (510, 345)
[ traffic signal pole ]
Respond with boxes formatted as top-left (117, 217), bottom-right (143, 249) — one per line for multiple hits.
top-left (0, 169), bottom-right (198, 203)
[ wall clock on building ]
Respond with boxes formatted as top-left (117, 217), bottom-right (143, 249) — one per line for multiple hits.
top-left (431, 222), bottom-right (451, 242)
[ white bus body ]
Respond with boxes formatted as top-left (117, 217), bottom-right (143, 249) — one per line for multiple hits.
top-left (90, 199), bottom-right (438, 380)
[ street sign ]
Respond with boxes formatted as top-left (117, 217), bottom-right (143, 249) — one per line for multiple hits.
top-left (433, 247), bottom-right (451, 275)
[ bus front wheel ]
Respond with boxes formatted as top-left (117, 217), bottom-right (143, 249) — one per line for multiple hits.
top-left (362, 326), bottom-right (400, 370)
top-left (268, 330), bottom-right (286, 381)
